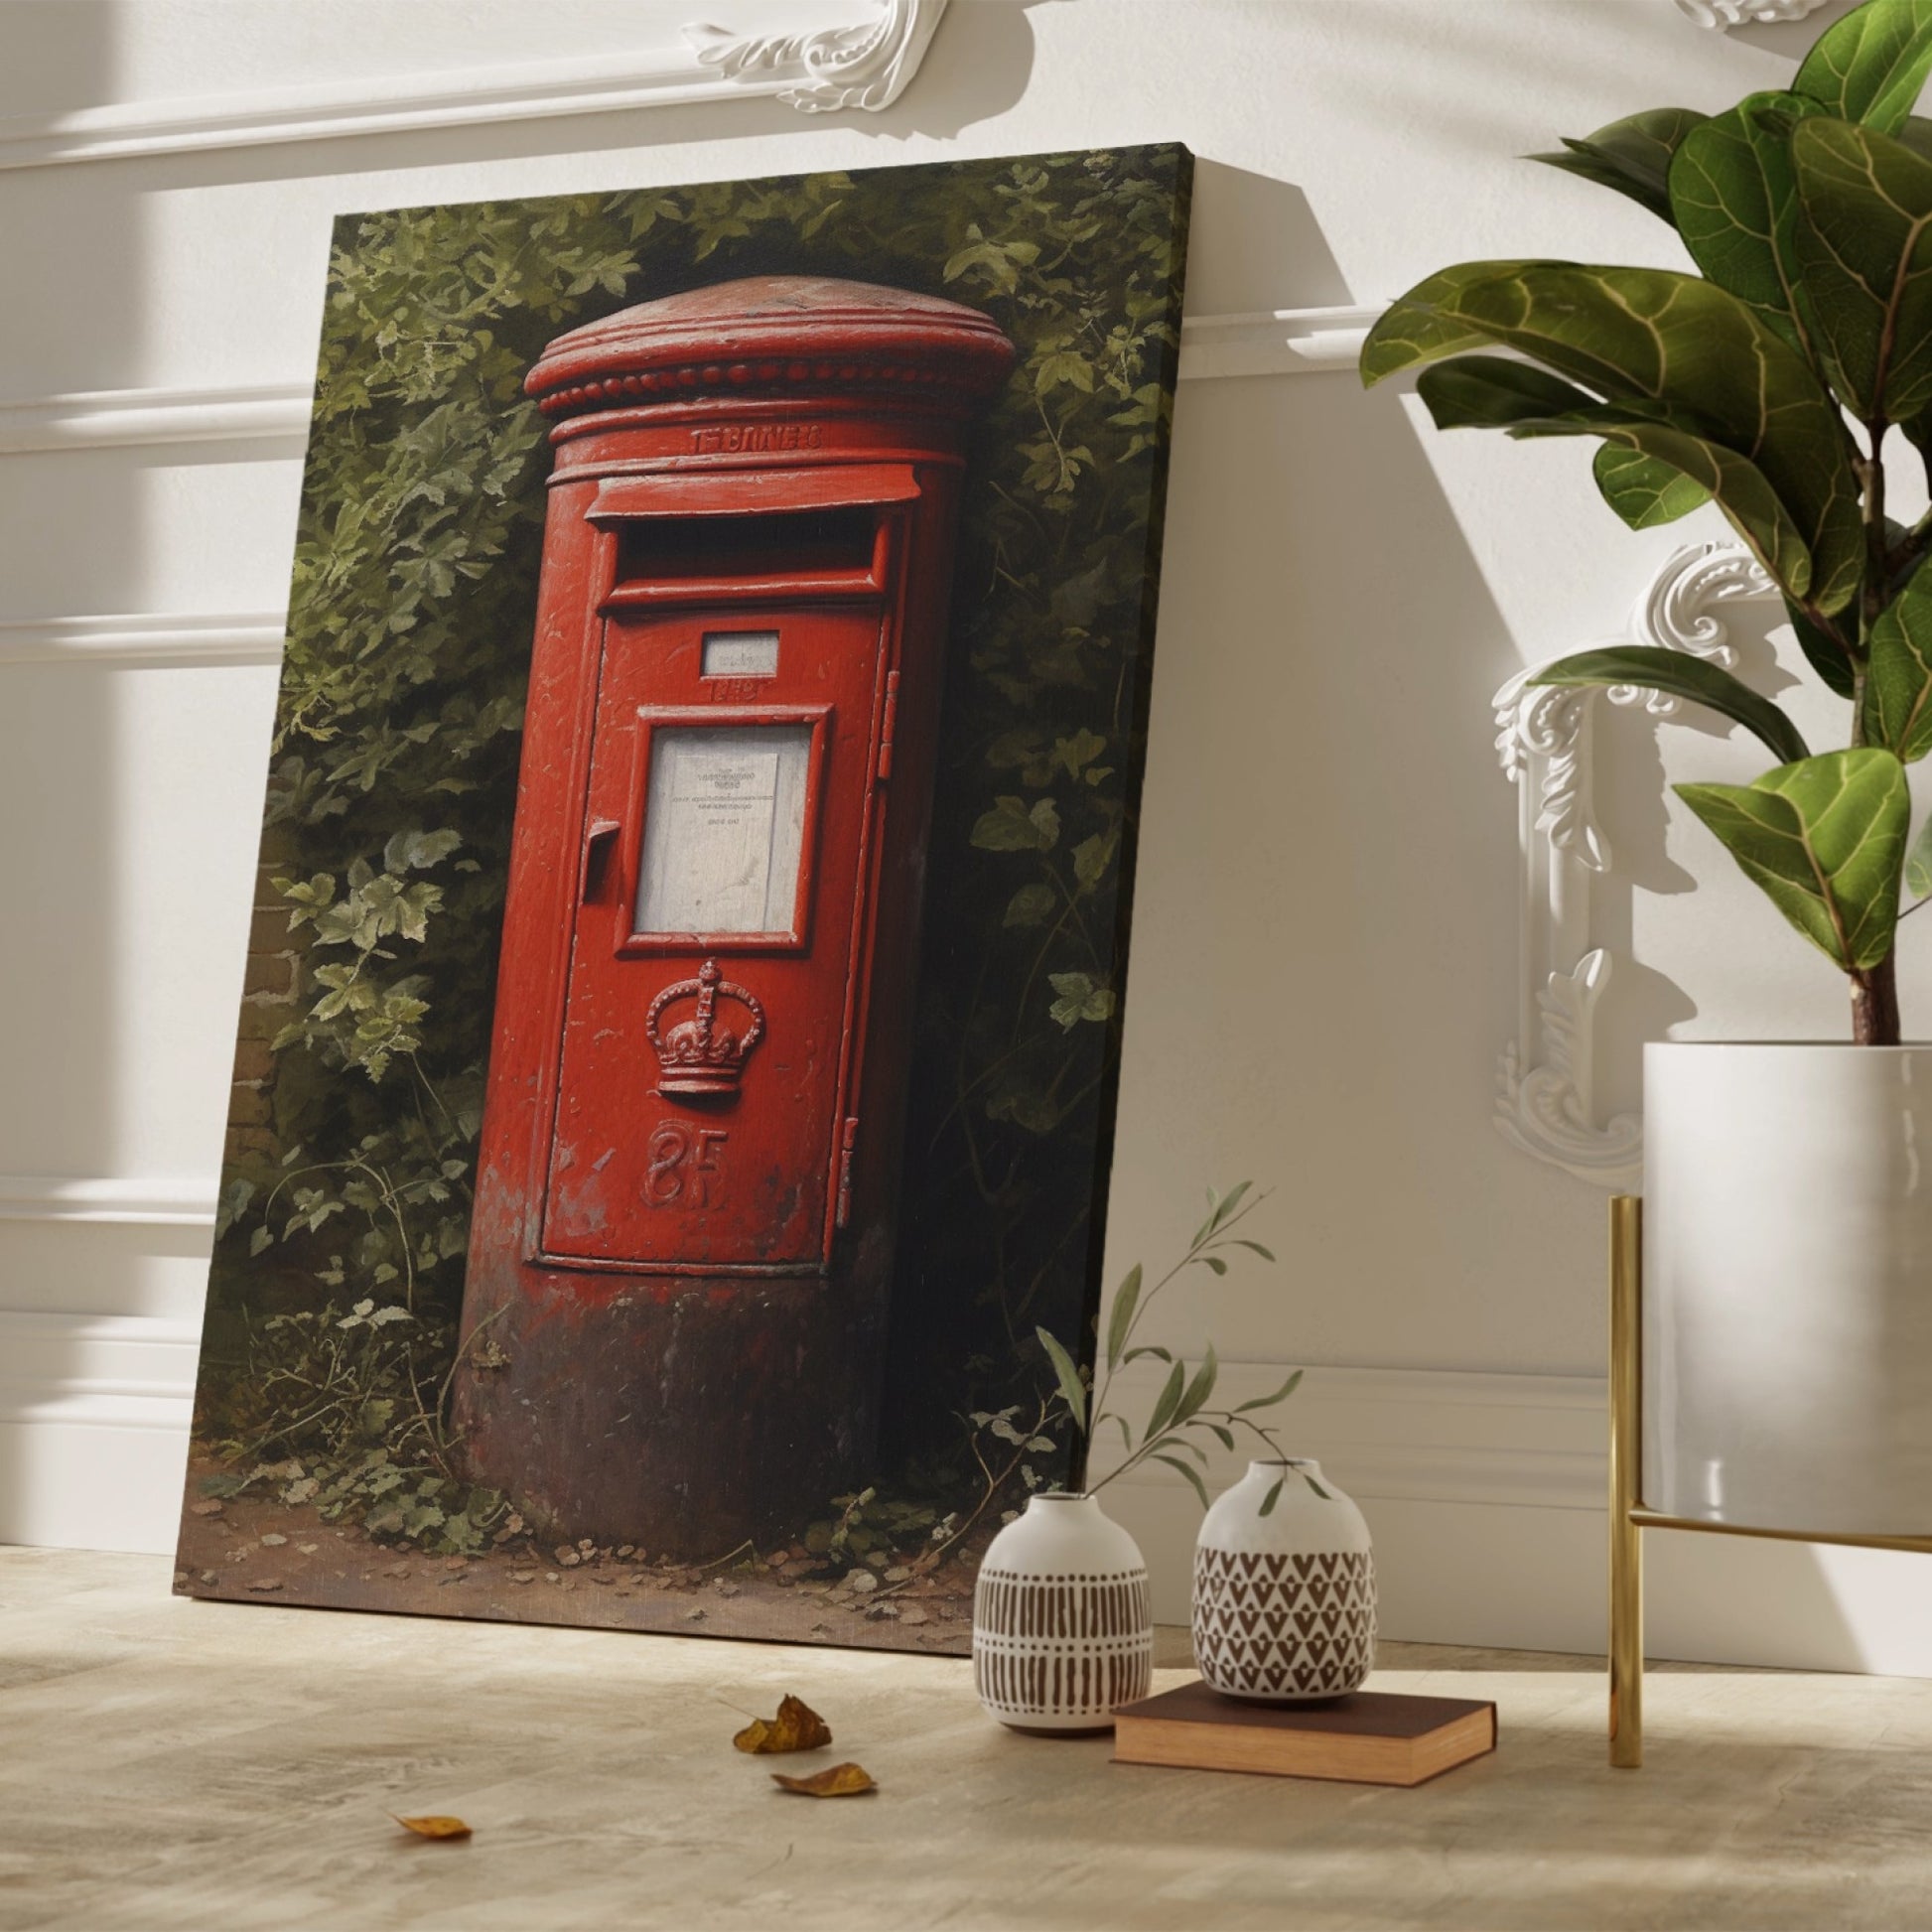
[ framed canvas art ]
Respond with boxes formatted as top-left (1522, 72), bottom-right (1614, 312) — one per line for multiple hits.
top-left (176, 145), bottom-right (1193, 1653)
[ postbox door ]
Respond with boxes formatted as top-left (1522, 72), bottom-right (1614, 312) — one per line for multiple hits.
top-left (540, 601), bottom-right (888, 1271)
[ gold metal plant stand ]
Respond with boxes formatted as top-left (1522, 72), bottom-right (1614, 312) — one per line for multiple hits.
top-left (1606, 1195), bottom-right (1932, 1766)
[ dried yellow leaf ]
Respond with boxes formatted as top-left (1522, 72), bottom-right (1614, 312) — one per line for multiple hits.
top-left (391, 1813), bottom-right (473, 1840)
top-left (771, 1761), bottom-right (876, 1798)
top-left (733, 1694), bottom-right (833, 1754)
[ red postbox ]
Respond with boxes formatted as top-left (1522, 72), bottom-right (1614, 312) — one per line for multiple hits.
top-left (454, 277), bottom-right (1014, 1554)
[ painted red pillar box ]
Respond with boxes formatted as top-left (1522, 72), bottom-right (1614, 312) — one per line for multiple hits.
top-left (454, 277), bottom-right (1015, 1555)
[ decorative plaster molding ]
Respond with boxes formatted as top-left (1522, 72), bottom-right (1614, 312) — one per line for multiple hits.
top-left (0, 613), bottom-right (286, 670)
top-left (1491, 541), bottom-right (1778, 1188)
top-left (0, 1176), bottom-right (219, 1227)
top-left (0, 308), bottom-right (1390, 469)
top-left (686, 0), bottom-right (947, 113)
top-left (1675, 0), bottom-right (1831, 25)
top-left (0, 383), bottom-right (309, 456)
top-left (0, 1), bottom-right (950, 170)
top-left (1175, 305), bottom-right (1386, 380)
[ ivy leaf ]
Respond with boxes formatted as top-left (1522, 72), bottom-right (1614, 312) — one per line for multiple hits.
top-left (1106, 1262), bottom-right (1143, 1372)
top-left (1363, 263), bottom-right (1863, 614)
top-left (1527, 109), bottom-right (1709, 223)
top-left (1668, 92), bottom-right (1826, 353)
top-left (1591, 446), bottom-right (1711, 529)
top-left (1794, 0), bottom-right (1932, 134)
top-left (1047, 972), bottom-right (1116, 1031)
top-left (1676, 749), bottom-right (1909, 972)
top-left (1035, 1325), bottom-right (1088, 1434)
top-left (1792, 116), bottom-right (1932, 425)
top-left (971, 795), bottom-right (1059, 852)
top-left (1863, 558), bottom-right (1932, 760)
top-left (1529, 646), bottom-right (1810, 765)
top-left (1003, 882), bottom-right (1055, 927)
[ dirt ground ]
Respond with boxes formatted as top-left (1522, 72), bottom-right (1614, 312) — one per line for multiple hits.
top-left (171, 1468), bottom-right (981, 1656)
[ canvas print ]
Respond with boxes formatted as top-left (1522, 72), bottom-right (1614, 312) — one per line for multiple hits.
top-left (176, 146), bottom-right (1192, 1654)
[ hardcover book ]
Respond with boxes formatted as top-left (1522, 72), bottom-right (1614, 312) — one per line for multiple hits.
top-left (1112, 1680), bottom-right (1497, 1787)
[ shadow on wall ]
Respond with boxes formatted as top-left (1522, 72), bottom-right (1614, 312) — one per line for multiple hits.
top-left (102, 0), bottom-right (1048, 204)
top-left (0, 1), bottom-right (129, 1546)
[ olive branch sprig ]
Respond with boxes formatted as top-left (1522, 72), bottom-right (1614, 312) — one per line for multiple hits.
top-left (1036, 1181), bottom-right (1323, 1518)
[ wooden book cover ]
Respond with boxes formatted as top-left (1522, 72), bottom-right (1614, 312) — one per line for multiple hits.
top-left (1112, 1680), bottom-right (1497, 1788)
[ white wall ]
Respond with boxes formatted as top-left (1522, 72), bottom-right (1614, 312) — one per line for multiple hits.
top-left (7, 0), bottom-right (1929, 1676)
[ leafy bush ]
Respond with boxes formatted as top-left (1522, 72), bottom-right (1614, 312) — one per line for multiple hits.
top-left (196, 148), bottom-right (1191, 1537)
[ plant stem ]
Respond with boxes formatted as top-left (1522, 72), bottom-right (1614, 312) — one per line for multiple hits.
top-left (1852, 955), bottom-right (1902, 1046)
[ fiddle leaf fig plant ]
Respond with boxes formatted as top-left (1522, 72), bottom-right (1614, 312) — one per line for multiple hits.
top-left (1360, 0), bottom-right (1932, 1044)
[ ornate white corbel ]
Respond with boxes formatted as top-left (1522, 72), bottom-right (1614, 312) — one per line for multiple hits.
top-left (1492, 541), bottom-right (1777, 1187)
top-left (1674, 0), bottom-right (1831, 24)
top-left (686, 0), bottom-right (948, 113)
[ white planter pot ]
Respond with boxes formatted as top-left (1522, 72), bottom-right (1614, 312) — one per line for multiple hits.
top-left (971, 1492), bottom-right (1153, 1732)
top-left (1191, 1458), bottom-right (1376, 1702)
top-left (1644, 1041), bottom-right (1932, 1536)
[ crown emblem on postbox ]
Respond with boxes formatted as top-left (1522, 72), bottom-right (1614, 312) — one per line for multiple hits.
top-left (645, 959), bottom-right (766, 1097)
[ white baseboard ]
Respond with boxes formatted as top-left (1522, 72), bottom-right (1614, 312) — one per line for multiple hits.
top-left (7, 1314), bottom-right (1932, 1672)
top-left (0, 1311), bottom-right (201, 1555)
top-left (1098, 1359), bottom-right (1932, 1680)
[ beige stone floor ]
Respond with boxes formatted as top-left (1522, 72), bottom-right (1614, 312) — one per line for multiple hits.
top-left (5, 1548), bottom-right (1932, 1930)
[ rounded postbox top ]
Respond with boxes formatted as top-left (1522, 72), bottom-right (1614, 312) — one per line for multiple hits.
top-left (526, 275), bottom-right (1016, 422)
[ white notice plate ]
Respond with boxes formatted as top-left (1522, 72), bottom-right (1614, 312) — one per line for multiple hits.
top-left (635, 723), bottom-right (810, 935)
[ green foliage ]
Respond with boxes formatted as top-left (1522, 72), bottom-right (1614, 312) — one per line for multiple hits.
top-left (1676, 751), bottom-right (1910, 973)
top-left (1042, 1182), bottom-right (1317, 1512)
top-left (197, 149), bottom-right (1189, 1530)
top-left (1529, 648), bottom-right (1811, 765)
top-left (1528, 108), bottom-right (1710, 223)
top-left (1360, 0), bottom-right (1932, 1040)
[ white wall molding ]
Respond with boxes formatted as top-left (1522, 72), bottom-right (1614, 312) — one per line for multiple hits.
top-left (0, 1176), bottom-right (219, 1227)
top-left (1174, 305), bottom-right (1384, 380)
top-left (0, 383), bottom-right (310, 456)
top-left (0, 0), bottom-right (949, 171)
top-left (1489, 540), bottom-right (1776, 1189)
top-left (0, 1312), bottom-right (200, 1556)
top-left (0, 307), bottom-right (1389, 468)
top-left (1675, 0), bottom-right (1830, 25)
top-left (1095, 1353), bottom-right (1932, 1677)
top-left (0, 614), bottom-right (286, 670)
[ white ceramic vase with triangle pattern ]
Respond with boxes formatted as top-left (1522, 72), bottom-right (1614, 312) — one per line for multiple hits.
top-left (1191, 1457), bottom-right (1377, 1702)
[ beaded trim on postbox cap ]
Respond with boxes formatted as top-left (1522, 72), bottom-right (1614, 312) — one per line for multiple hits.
top-left (524, 274), bottom-right (1018, 421)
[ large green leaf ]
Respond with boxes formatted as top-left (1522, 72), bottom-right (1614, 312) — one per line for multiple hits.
top-left (1863, 556), bottom-right (1932, 758)
top-left (1529, 646), bottom-right (1811, 765)
top-left (1795, 0), bottom-right (1932, 135)
top-left (1528, 108), bottom-right (1710, 223)
top-left (1784, 595), bottom-right (1859, 699)
top-left (1592, 446), bottom-right (1711, 528)
top-left (1668, 92), bottom-right (1825, 353)
top-left (1677, 749), bottom-right (1909, 972)
top-left (1792, 116), bottom-right (1932, 424)
top-left (1906, 811), bottom-right (1932, 895)
top-left (1362, 263), bottom-right (1863, 612)
top-left (1357, 260), bottom-right (1559, 385)
top-left (1411, 354), bottom-right (1598, 426)
top-left (1415, 357), bottom-right (1816, 597)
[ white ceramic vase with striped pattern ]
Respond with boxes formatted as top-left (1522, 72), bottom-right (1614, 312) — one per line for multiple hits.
top-left (972, 1491), bottom-right (1154, 1732)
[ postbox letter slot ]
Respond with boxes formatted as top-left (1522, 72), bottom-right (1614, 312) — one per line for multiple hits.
top-left (581, 818), bottom-right (621, 902)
